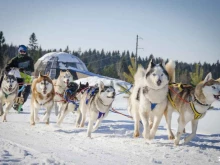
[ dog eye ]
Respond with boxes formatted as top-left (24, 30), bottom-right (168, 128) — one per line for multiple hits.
top-left (153, 73), bottom-right (156, 76)
top-left (161, 74), bottom-right (163, 76)
top-left (41, 82), bottom-right (44, 85)
top-left (212, 86), bottom-right (216, 89)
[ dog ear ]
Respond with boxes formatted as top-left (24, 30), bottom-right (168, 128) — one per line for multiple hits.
top-left (110, 80), bottom-right (114, 88)
top-left (86, 82), bottom-right (89, 86)
top-left (204, 72), bottom-right (212, 83)
top-left (216, 78), bottom-right (220, 82)
top-left (38, 71), bottom-right (43, 78)
top-left (146, 59), bottom-right (155, 72)
top-left (160, 60), bottom-right (166, 68)
top-left (80, 82), bottom-right (82, 85)
top-left (99, 81), bottom-right (105, 90)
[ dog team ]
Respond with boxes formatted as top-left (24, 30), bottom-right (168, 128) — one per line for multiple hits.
top-left (1, 50), bottom-right (220, 145)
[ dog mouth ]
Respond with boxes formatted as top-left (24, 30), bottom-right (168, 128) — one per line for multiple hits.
top-left (8, 87), bottom-right (12, 92)
top-left (43, 90), bottom-right (47, 94)
top-left (214, 95), bottom-right (220, 100)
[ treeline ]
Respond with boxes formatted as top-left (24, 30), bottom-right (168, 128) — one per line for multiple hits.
top-left (0, 31), bottom-right (219, 83)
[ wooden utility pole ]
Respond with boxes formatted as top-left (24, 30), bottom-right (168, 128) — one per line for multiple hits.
top-left (135, 35), bottom-right (143, 69)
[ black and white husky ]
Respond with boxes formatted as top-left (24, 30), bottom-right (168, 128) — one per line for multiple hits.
top-left (0, 72), bottom-right (19, 122)
top-left (79, 81), bottom-right (115, 138)
top-left (129, 60), bottom-right (175, 140)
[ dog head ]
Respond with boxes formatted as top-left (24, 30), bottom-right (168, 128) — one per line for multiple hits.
top-left (98, 81), bottom-right (115, 105)
top-left (195, 72), bottom-right (220, 104)
top-left (144, 59), bottom-right (169, 89)
top-left (59, 70), bottom-right (73, 85)
top-left (35, 73), bottom-right (54, 96)
top-left (2, 72), bottom-right (17, 92)
top-left (78, 82), bottom-right (89, 93)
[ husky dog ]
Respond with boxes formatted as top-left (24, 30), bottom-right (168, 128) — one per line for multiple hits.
top-left (30, 73), bottom-right (55, 125)
top-left (129, 60), bottom-right (175, 140)
top-left (0, 72), bottom-right (19, 122)
top-left (79, 81), bottom-right (115, 137)
top-left (165, 73), bottom-right (220, 145)
top-left (53, 70), bottom-right (74, 116)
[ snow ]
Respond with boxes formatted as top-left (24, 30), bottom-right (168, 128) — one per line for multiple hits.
top-left (0, 76), bottom-right (220, 165)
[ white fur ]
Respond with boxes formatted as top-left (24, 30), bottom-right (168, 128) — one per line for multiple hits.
top-left (129, 60), bottom-right (174, 140)
top-left (79, 81), bottom-right (115, 138)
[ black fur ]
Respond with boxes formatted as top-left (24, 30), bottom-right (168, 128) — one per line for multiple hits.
top-left (136, 88), bottom-right (140, 101)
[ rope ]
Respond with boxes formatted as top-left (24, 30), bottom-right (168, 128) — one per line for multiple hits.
top-left (110, 108), bottom-right (133, 119)
top-left (168, 86), bottom-right (190, 104)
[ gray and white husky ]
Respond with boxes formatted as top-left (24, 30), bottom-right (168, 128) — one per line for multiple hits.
top-left (79, 81), bottom-right (115, 138)
top-left (128, 60), bottom-right (175, 140)
top-left (0, 72), bottom-right (19, 122)
top-left (165, 73), bottom-right (220, 145)
top-left (53, 70), bottom-right (74, 116)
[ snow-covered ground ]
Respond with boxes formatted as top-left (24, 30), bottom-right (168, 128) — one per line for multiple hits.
top-left (0, 77), bottom-right (220, 165)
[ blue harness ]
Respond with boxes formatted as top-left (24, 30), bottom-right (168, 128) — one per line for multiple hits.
top-left (151, 103), bottom-right (157, 110)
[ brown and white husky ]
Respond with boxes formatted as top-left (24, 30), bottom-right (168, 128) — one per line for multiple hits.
top-left (165, 73), bottom-right (220, 145)
top-left (30, 73), bottom-right (55, 125)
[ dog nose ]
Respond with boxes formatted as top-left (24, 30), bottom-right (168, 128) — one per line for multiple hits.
top-left (9, 85), bottom-right (12, 88)
top-left (113, 91), bottom-right (115, 96)
top-left (157, 80), bottom-right (161, 86)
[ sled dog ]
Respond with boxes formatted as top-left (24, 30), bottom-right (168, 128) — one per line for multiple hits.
top-left (79, 81), bottom-right (115, 137)
top-left (129, 59), bottom-right (175, 140)
top-left (53, 70), bottom-right (74, 116)
top-left (57, 82), bottom-right (89, 126)
top-left (165, 73), bottom-right (220, 145)
top-left (30, 73), bottom-right (55, 125)
top-left (0, 72), bottom-right (19, 122)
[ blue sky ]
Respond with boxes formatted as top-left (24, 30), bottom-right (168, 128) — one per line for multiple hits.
top-left (0, 0), bottom-right (220, 63)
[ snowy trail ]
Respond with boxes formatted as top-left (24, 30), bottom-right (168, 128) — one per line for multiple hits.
top-left (0, 76), bottom-right (220, 164)
top-left (0, 102), bottom-right (220, 165)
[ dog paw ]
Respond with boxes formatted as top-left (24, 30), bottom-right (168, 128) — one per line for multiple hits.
top-left (30, 122), bottom-right (35, 126)
top-left (46, 121), bottom-right (49, 125)
top-left (35, 117), bottom-right (40, 123)
top-left (133, 132), bottom-right (140, 138)
top-left (168, 134), bottom-right (175, 140)
top-left (3, 119), bottom-right (7, 122)
top-left (174, 139), bottom-right (179, 146)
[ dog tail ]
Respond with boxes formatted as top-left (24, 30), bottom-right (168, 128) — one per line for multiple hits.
top-left (165, 60), bottom-right (176, 83)
top-left (134, 66), bottom-right (145, 86)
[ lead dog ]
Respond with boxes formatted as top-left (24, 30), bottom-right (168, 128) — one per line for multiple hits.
top-left (129, 60), bottom-right (175, 140)
top-left (79, 81), bottom-right (115, 138)
top-left (53, 70), bottom-right (74, 116)
top-left (30, 73), bottom-right (55, 125)
top-left (165, 73), bottom-right (220, 145)
top-left (0, 71), bottom-right (19, 122)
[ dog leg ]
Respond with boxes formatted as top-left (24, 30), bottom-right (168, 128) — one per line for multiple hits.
top-left (139, 109), bottom-right (150, 140)
top-left (43, 108), bottom-right (52, 124)
top-left (57, 106), bottom-right (69, 126)
top-left (75, 111), bottom-right (82, 128)
top-left (133, 111), bottom-right (140, 137)
top-left (184, 120), bottom-right (198, 144)
top-left (2, 102), bottom-right (13, 122)
top-left (174, 117), bottom-right (186, 146)
top-left (54, 102), bottom-right (59, 116)
top-left (0, 101), bottom-right (3, 116)
top-left (92, 118), bottom-right (103, 132)
top-left (80, 111), bottom-right (87, 127)
top-left (164, 107), bottom-right (175, 140)
top-left (149, 113), bottom-right (163, 140)
top-left (30, 106), bottom-right (35, 125)
top-left (34, 107), bottom-right (40, 123)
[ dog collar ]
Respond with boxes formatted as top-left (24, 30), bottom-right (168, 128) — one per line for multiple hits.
top-left (194, 95), bottom-right (210, 107)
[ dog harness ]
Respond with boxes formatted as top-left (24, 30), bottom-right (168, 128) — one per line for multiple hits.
top-left (168, 83), bottom-right (207, 120)
top-left (64, 88), bottom-right (79, 111)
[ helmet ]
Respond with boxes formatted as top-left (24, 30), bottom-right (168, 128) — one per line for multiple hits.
top-left (18, 45), bottom-right (28, 54)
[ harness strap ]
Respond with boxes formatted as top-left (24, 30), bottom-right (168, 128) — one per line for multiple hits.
top-left (190, 102), bottom-right (203, 120)
top-left (167, 92), bottom-right (178, 110)
top-left (98, 111), bottom-right (105, 119)
top-left (151, 103), bottom-right (157, 111)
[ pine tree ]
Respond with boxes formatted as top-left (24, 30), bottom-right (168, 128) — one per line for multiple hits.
top-left (190, 63), bottom-right (204, 85)
top-left (0, 31), bottom-right (6, 69)
top-left (29, 33), bottom-right (38, 63)
top-left (123, 57), bottom-right (137, 83)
